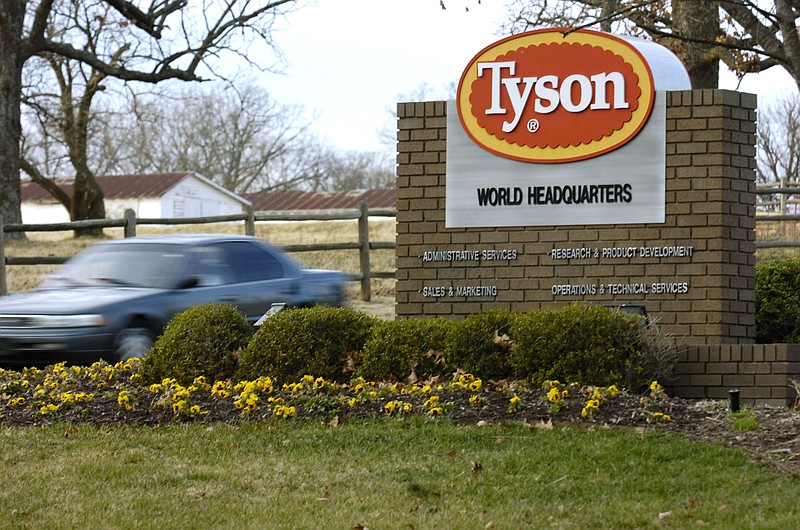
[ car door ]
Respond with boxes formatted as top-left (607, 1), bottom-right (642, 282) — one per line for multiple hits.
top-left (205, 241), bottom-right (302, 321)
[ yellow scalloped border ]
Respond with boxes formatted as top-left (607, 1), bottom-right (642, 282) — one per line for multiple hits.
top-left (457, 28), bottom-right (655, 163)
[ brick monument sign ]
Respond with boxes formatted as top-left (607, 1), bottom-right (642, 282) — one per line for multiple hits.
top-left (394, 29), bottom-right (799, 405)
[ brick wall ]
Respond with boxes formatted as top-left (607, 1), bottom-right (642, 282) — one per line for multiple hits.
top-left (396, 90), bottom-right (757, 345)
top-left (674, 344), bottom-right (800, 406)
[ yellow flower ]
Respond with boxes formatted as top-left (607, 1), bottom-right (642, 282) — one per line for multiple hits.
top-left (39, 403), bottom-right (59, 415)
top-left (314, 377), bottom-right (326, 389)
top-left (607, 385), bottom-right (620, 396)
top-left (190, 405), bottom-right (202, 415)
top-left (581, 399), bottom-right (600, 418)
top-left (459, 373), bottom-right (475, 384)
top-left (211, 381), bottom-right (230, 398)
top-left (384, 401), bottom-right (400, 415)
top-left (172, 399), bottom-right (186, 414)
top-left (117, 391), bottom-right (133, 411)
top-left (648, 411), bottom-right (672, 423)
top-left (650, 381), bottom-right (663, 392)
top-left (423, 395), bottom-right (440, 409)
top-left (348, 397), bottom-right (358, 408)
top-left (547, 387), bottom-right (562, 403)
top-left (561, 389), bottom-right (569, 399)
top-left (428, 406), bottom-right (443, 417)
top-left (469, 394), bottom-right (484, 407)
top-left (469, 379), bottom-right (483, 392)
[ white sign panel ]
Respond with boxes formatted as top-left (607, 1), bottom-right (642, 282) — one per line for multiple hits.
top-left (445, 93), bottom-right (666, 228)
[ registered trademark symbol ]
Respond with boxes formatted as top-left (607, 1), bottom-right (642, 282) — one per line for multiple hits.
top-left (527, 118), bottom-right (540, 133)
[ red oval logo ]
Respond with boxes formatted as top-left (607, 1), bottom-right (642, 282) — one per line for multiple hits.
top-left (457, 29), bottom-right (655, 163)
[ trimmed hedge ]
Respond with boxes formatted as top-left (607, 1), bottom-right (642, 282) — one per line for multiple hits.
top-left (139, 303), bottom-right (253, 385)
top-left (236, 306), bottom-right (377, 385)
top-left (444, 309), bottom-right (517, 379)
top-left (756, 259), bottom-right (800, 343)
top-left (358, 318), bottom-right (457, 382)
top-left (509, 303), bottom-right (646, 388)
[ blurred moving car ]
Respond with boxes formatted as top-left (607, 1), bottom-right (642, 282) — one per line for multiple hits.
top-left (0, 234), bottom-right (348, 367)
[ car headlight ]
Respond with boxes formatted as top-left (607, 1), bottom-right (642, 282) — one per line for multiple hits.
top-left (0, 314), bottom-right (108, 329)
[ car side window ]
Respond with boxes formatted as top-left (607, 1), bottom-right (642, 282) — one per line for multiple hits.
top-left (186, 246), bottom-right (231, 286)
top-left (216, 241), bottom-right (284, 283)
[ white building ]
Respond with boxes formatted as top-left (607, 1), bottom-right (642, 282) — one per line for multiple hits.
top-left (21, 172), bottom-right (250, 223)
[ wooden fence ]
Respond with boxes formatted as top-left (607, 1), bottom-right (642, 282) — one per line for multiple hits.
top-left (0, 202), bottom-right (396, 301)
top-left (756, 183), bottom-right (800, 249)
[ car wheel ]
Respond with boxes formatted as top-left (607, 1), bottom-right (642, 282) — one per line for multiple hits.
top-left (114, 327), bottom-right (155, 362)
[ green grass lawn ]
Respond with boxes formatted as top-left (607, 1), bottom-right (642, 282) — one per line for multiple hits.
top-left (1, 420), bottom-right (798, 529)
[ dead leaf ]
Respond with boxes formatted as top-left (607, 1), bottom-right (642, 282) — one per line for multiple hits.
top-left (447, 449), bottom-right (457, 458)
top-left (472, 461), bottom-right (483, 473)
top-left (492, 330), bottom-right (513, 349)
top-left (536, 419), bottom-right (553, 430)
top-left (495, 436), bottom-right (507, 444)
top-left (424, 348), bottom-right (447, 367)
top-left (317, 489), bottom-right (331, 501)
top-left (718, 504), bottom-right (731, 513)
top-left (328, 415), bottom-right (340, 428)
top-left (658, 511), bottom-right (672, 520)
top-left (340, 349), bottom-right (358, 373)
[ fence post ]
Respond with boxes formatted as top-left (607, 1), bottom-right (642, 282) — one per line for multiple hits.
top-left (0, 223), bottom-right (6, 296)
top-left (124, 209), bottom-right (137, 238)
top-left (358, 201), bottom-right (371, 302)
top-left (245, 205), bottom-right (256, 236)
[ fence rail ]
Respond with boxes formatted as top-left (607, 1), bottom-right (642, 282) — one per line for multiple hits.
top-left (0, 202), bottom-right (396, 299)
top-left (756, 183), bottom-right (800, 249)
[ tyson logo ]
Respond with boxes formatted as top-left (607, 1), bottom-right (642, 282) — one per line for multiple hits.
top-left (457, 28), bottom-right (655, 163)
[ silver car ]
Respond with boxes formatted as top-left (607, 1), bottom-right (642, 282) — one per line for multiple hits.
top-left (0, 234), bottom-right (347, 367)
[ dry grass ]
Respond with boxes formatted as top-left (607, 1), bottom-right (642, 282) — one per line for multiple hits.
top-left (3, 220), bottom-right (397, 304)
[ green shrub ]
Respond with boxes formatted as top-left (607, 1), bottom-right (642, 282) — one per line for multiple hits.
top-left (236, 306), bottom-right (377, 384)
top-left (445, 309), bottom-right (517, 379)
top-left (756, 259), bottom-right (800, 343)
top-left (509, 303), bottom-right (645, 388)
top-left (139, 303), bottom-right (253, 385)
top-left (358, 318), bottom-right (458, 382)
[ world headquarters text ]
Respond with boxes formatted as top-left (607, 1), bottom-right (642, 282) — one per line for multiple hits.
top-left (476, 184), bottom-right (633, 207)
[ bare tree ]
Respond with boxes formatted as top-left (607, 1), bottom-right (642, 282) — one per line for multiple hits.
top-left (0, 0), bottom-right (295, 235)
top-left (757, 95), bottom-right (800, 212)
top-left (449, 1), bottom-right (800, 92)
top-left (304, 150), bottom-right (395, 193)
top-left (92, 82), bottom-right (313, 194)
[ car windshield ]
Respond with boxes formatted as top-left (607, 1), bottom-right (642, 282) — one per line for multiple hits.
top-left (49, 243), bottom-right (188, 289)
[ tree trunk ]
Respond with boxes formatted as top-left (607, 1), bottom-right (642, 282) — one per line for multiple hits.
top-left (0, 3), bottom-right (25, 236)
top-left (673, 0), bottom-right (721, 89)
top-left (70, 169), bottom-right (106, 237)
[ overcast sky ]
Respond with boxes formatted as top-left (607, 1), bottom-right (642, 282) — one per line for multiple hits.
top-left (261, 0), bottom-right (795, 156)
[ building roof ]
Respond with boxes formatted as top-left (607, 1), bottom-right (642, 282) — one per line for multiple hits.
top-left (21, 172), bottom-right (249, 206)
top-left (244, 189), bottom-right (396, 211)
top-left (21, 173), bottom-right (396, 211)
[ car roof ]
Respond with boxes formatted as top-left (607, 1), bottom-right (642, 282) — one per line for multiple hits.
top-left (99, 234), bottom-right (260, 246)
